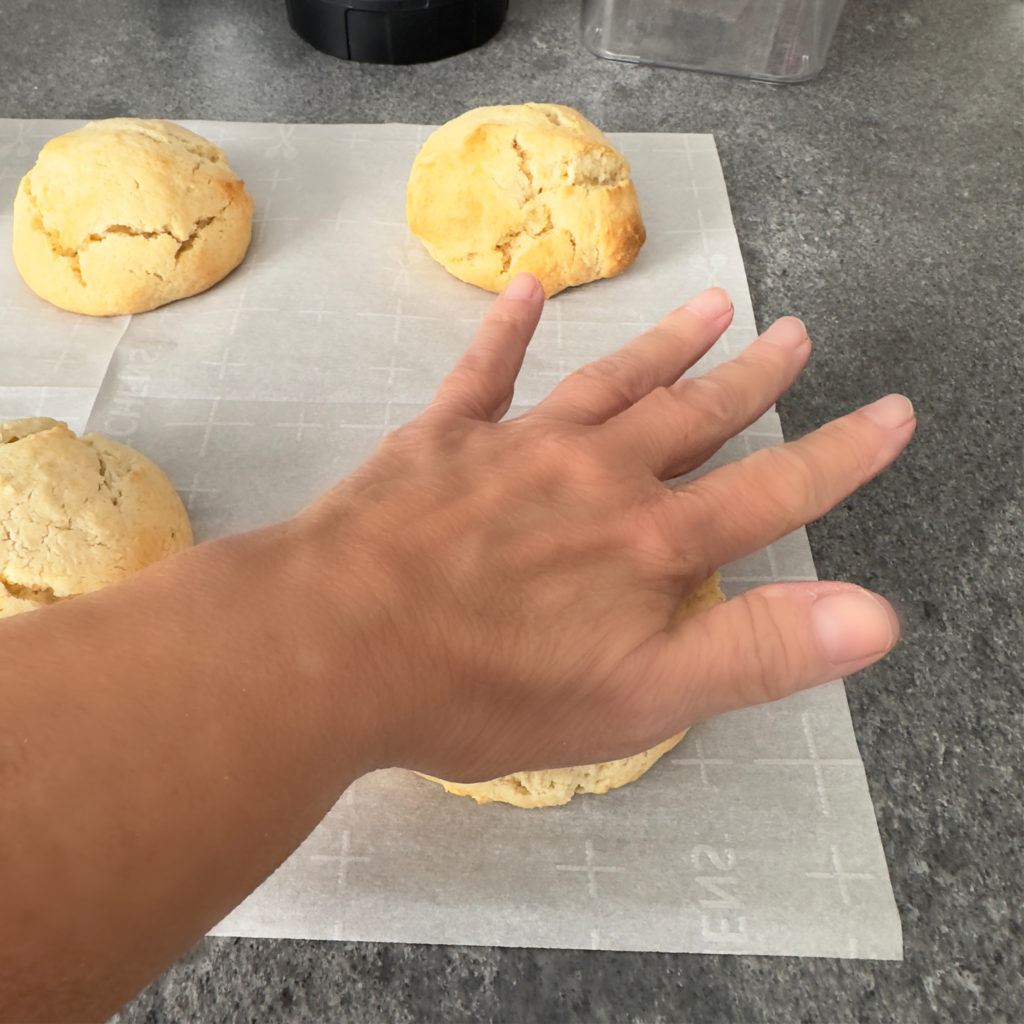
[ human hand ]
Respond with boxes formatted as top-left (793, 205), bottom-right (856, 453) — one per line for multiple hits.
top-left (296, 274), bottom-right (915, 784)
top-left (0, 274), bottom-right (915, 1021)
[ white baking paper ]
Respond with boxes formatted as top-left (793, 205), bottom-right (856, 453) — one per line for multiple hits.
top-left (0, 121), bottom-right (131, 432)
top-left (0, 119), bottom-right (902, 959)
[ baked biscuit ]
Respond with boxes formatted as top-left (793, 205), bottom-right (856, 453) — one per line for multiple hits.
top-left (421, 574), bottom-right (726, 808)
top-left (12, 118), bottom-right (253, 315)
top-left (0, 418), bottom-right (192, 617)
top-left (406, 103), bottom-right (645, 297)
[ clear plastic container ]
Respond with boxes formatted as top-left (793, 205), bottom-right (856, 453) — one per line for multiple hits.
top-left (581, 0), bottom-right (847, 83)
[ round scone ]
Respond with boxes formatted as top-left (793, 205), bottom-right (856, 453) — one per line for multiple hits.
top-left (420, 574), bottom-right (726, 808)
top-left (0, 418), bottom-right (192, 618)
top-left (406, 103), bottom-right (645, 297)
top-left (12, 118), bottom-right (253, 315)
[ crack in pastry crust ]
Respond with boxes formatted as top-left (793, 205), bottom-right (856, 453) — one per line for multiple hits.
top-left (407, 103), bottom-right (645, 297)
top-left (12, 118), bottom-right (253, 315)
top-left (0, 418), bottom-right (192, 618)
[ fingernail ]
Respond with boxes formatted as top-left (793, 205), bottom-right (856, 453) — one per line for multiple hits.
top-left (683, 287), bottom-right (732, 322)
top-left (811, 590), bottom-right (896, 665)
top-left (861, 393), bottom-right (915, 429)
top-left (761, 316), bottom-right (810, 350)
top-left (503, 272), bottom-right (542, 302)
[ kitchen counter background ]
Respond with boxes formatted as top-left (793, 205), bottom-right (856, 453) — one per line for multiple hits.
top-left (3, 1), bottom-right (1021, 1021)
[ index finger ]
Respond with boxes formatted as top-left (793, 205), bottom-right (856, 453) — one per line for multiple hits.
top-left (431, 273), bottom-right (545, 422)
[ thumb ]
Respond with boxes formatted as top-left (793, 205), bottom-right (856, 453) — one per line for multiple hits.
top-left (634, 581), bottom-right (899, 726)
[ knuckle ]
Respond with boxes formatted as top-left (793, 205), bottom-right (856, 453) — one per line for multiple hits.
top-left (639, 384), bottom-right (678, 421)
top-left (736, 594), bottom-right (800, 705)
top-left (373, 422), bottom-right (416, 462)
top-left (761, 445), bottom-right (823, 518)
top-left (574, 352), bottom-right (649, 410)
top-left (483, 303), bottom-right (530, 332)
top-left (825, 418), bottom-right (879, 483)
top-left (378, 413), bottom-right (449, 460)
top-left (460, 338), bottom-right (511, 382)
top-left (457, 344), bottom-right (494, 376)
top-left (528, 427), bottom-right (609, 492)
top-left (684, 377), bottom-right (739, 435)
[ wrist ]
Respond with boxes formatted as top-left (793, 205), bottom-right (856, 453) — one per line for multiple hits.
top-left (269, 508), bottom-right (407, 777)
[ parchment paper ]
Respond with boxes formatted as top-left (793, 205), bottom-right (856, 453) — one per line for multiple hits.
top-left (0, 120), bottom-right (130, 431)
top-left (1, 119), bottom-right (902, 959)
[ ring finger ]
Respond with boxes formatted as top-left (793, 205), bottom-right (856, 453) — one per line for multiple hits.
top-left (529, 287), bottom-right (734, 426)
top-left (603, 316), bottom-right (811, 480)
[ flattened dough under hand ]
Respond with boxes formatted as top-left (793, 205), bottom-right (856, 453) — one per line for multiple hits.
top-left (420, 574), bottom-right (726, 808)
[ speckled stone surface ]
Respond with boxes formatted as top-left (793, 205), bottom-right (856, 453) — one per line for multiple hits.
top-left (3, 0), bottom-right (1021, 1020)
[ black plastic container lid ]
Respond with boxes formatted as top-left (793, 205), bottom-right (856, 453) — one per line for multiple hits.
top-left (286, 0), bottom-right (508, 64)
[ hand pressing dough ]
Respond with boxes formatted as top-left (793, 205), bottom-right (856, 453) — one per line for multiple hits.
top-left (0, 418), bottom-right (192, 617)
top-left (420, 574), bottom-right (726, 808)
top-left (12, 118), bottom-right (253, 315)
top-left (406, 103), bottom-right (645, 297)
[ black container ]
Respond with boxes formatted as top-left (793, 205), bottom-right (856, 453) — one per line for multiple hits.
top-left (286, 0), bottom-right (508, 64)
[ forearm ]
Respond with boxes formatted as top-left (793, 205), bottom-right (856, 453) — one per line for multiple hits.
top-left (0, 521), bottom-right (378, 1022)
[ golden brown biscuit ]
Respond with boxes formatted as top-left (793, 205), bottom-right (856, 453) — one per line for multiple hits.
top-left (12, 118), bottom-right (253, 315)
top-left (420, 574), bottom-right (726, 808)
top-left (406, 103), bottom-right (645, 297)
top-left (0, 418), bottom-right (192, 617)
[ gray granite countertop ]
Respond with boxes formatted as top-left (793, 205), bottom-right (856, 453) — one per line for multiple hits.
top-left (3, 0), bottom-right (1021, 1021)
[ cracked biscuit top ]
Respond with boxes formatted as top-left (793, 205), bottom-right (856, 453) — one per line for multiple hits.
top-left (12, 118), bottom-right (253, 316)
top-left (0, 418), bottom-right (193, 618)
top-left (406, 103), bottom-right (646, 297)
